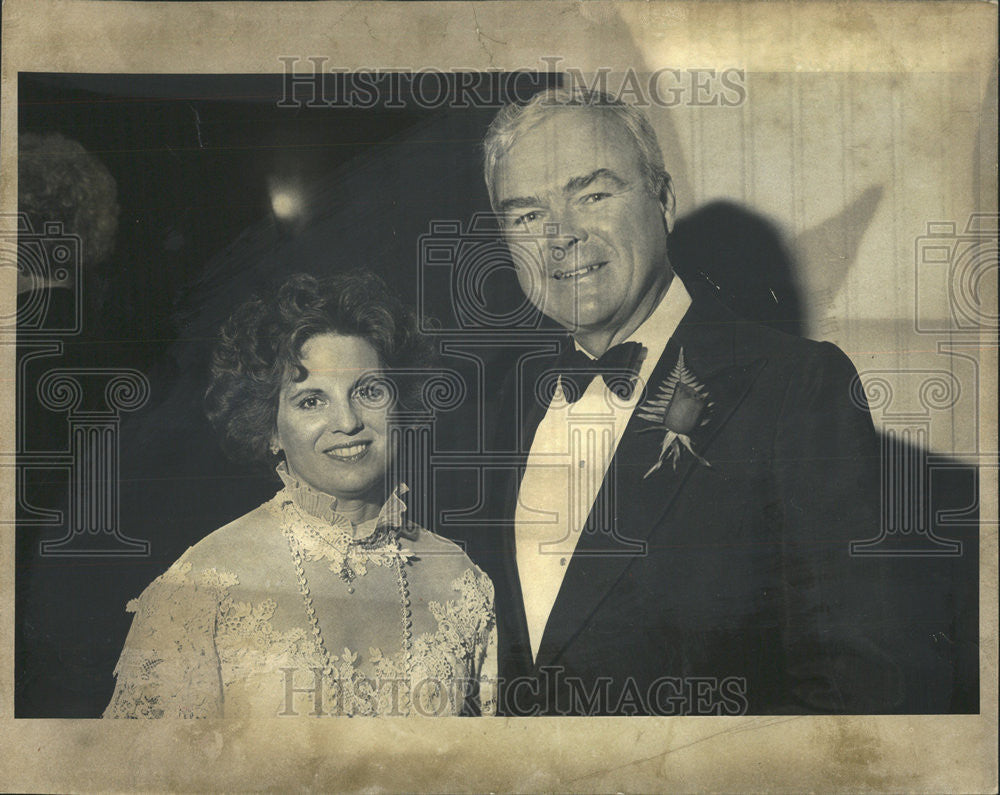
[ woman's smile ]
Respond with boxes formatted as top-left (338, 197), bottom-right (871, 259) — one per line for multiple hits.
top-left (322, 440), bottom-right (372, 462)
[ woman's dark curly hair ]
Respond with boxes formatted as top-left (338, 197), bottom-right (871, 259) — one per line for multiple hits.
top-left (204, 270), bottom-right (434, 464)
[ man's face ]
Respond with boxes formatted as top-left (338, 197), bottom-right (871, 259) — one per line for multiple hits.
top-left (493, 108), bottom-right (673, 336)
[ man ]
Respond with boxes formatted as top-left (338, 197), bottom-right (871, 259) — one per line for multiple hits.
top-left (471, 87), bottom-right (905, 715)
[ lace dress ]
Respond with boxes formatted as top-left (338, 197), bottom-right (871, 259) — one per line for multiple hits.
top-left (103, 467), bottom-right (497, 718)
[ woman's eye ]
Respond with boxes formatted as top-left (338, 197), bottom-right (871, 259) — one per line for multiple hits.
top-left (297, 395), bottom-right (323, 410)
top-left (353, 384), bottom-right (386, 403)
top-left (583, 192), bottom-right (611, 204)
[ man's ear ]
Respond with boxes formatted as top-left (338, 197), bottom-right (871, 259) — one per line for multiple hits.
top-left (659, 172), bottom-right (677, 234)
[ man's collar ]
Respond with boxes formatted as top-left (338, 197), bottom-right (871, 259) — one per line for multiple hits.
top-left (624, 273), bottom-right (692, 351)
top-left (571, 273), bottom-right (692, 386)
top-left (573, 273), bottom-right (691, 357)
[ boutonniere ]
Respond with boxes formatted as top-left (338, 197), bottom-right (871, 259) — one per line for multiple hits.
top-left (636, 347), bottom-right (714, 479)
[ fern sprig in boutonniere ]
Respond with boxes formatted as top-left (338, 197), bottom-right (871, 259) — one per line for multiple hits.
top-left (636, 347), bottom-right (713, 479)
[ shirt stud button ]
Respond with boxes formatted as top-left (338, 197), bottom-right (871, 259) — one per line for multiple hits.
top-left (560, 557), bottom-right (567, 566)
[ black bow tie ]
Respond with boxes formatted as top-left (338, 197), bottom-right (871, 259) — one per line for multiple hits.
top-left (557, 341), bottom-right (644, 403)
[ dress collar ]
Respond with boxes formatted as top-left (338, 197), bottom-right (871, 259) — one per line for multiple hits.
top-left (275, 460), bottom-right (411, 542)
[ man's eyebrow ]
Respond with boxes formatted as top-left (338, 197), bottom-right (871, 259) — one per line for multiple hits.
top-left (496, 169), bottom-right (628, 213)
top-left (497, 195), bottom-right (543, 213)
top-left (564, 168), bottom-right (628, 194)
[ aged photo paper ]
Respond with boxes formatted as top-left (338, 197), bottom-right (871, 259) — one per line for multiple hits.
top-left (1, 0), bottom-right (997, 791)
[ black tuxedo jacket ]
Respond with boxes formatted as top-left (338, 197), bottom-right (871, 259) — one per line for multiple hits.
top-left (469, 282), bottom-right (907, 715)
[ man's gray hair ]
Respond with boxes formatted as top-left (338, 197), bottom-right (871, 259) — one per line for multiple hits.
top-left (482, 85), bottom-right (672, 211)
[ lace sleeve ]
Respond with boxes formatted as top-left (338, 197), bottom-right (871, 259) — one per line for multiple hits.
top-left (103, 559), bottom-right (224, 718)
top-left (478, 609), bottom-right (498, 717)
top-left (469, 567), bottom-right (498, 717)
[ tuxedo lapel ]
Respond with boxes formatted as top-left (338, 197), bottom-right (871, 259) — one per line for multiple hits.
top-left (533, 291), bottom-right (767, 669)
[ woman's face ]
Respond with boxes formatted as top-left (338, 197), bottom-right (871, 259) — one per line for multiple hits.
top-left (272, 333), bottom-right (393, 509)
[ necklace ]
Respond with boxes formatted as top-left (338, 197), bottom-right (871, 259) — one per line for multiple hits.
top-left (275, 496), bottom-right (414, 714)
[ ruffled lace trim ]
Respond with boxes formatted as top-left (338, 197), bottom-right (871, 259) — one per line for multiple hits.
top-left (274, 460), bottom-right (407, 540)
top-left (268, 492), bottom-right (415, 584)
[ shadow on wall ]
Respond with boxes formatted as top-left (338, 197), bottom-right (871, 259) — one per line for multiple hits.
top-left (670, 186), bottom-right (886, 338)
top-left (670, 200), bottom-right (806, 337)
top-left (670, 199), bottom-right (978, 713)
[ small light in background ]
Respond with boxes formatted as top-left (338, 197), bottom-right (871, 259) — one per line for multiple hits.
top-left (270, 189), bottom-right (302, 221)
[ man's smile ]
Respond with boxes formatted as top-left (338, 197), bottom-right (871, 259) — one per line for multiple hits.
top-left (552, 261), bottom-right (607, 281)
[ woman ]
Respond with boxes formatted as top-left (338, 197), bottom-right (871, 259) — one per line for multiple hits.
top-left (104, 271), bottom-right (496, 718)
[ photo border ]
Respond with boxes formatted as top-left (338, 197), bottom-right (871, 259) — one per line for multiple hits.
top-left (1, 1), bottom-right (996, 791)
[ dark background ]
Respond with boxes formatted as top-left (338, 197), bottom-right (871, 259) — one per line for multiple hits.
top-left (15, 71), bottom-right (561, 717)
top-left (15, 72), bottom-right (978, 717)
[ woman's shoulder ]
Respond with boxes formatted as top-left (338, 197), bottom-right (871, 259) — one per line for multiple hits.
top-left (188, 499), bottom-right (282, 562)
top-left (406, 522), bottom-right (474, 563)
top-left (405, 523), bottom-right (494, 599)
top-left (138, 498), bottom-right (284, 602)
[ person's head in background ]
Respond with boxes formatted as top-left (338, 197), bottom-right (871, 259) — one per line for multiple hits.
top-left (17, 132), bottom-right (119, 295)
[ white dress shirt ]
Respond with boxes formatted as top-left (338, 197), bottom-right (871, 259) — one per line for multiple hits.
top-left (515, 275), bottom-right (693, 661)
